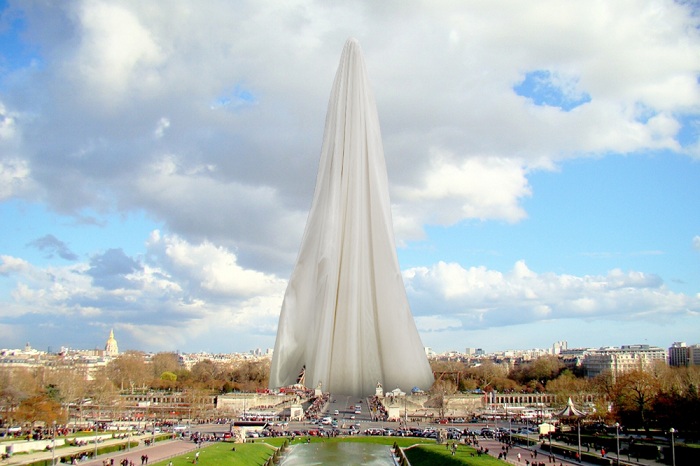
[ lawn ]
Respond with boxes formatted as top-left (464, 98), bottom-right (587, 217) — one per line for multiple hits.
top-left (404, 444), bottom-right (508, 466)
top-left (148, 437), bottom-right (508, 466)
top-left (149, 441), bottom-right (283, 466)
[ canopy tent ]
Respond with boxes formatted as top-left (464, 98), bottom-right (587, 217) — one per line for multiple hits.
top-left (268, 38), bottom-right (434, 397)
top-left (556, 397), bottom-right (585, 417)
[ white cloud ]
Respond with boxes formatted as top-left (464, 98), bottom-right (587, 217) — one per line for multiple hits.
top-left (0, 0), bottom-right (698, 352)
top-left (693, 235), bottom-right (700, 252)
top-left (0, 231), bottom-right (286, 350)
top-left (153, 117), bottom-right (170, 139)
top-left (71, 1), bottom-right (165, 105)
top-left (0, 256), bottom-right (30, 276)
top-left (146, 230), bottom-right (287, 298)
top-left (394, 154), bottom-right (531, 240)
top-left (403, 260), bottom-right (698, 330)
top-left (1, 0), bottom-right (693, 253)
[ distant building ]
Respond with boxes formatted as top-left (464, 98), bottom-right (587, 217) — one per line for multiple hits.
top-left (691, 345), bottom-right (700, 366)
top-left (105, 329), bottom-right (119, 357)
top-left (582, 344), bottom-right (666, 379)
top-left (669, 342), bottom-right (688, 367)
top-left (668, 342), bottom-right (700, 367)
top-left (552, 341), bottom-right (567, 355)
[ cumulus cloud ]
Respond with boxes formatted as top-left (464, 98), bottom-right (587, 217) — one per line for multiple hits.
top-left (404, 260), bottom-right (697, 332)
top-left (0, 256), bottom-right (30, 275)
top-left (393, 154), bottom-right (531, 239)
top-left (145, 230), bottom-right (287, 299)
top-left (0, 0), bottom-right (695, 258)
top-left (0, 1), bottom-right (698, 351)
top-left (1, 231), bottom-right (285, 350)
top-left (86, 248), bottom-right (142, 290)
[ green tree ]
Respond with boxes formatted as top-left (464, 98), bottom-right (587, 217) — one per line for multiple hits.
top-left (161, 371), bottom-right (177, 382)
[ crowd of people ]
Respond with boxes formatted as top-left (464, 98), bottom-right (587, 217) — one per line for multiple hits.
top-left (368, 396), bottom-right (388, 421)
top-left (304, 393), bottom-right (330, 419)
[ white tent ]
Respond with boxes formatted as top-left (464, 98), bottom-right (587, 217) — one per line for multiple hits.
top-left (556, 397), bottom-right (585, 417)
top-left (269, 38), bottom-right (434, 397)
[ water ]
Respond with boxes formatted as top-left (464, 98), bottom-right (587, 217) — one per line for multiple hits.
top-left (279, 442), bottom-right (396, 466)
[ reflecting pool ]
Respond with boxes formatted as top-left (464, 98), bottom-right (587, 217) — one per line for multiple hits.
top-left (279, 442), bottom-right (396, 465)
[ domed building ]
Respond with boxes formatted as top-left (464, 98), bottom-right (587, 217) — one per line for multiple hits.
top-left (105, 329), bottom-right (119, 357)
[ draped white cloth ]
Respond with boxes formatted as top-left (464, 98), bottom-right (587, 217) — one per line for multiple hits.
top-left (269, 38), bottom-right (434, 396)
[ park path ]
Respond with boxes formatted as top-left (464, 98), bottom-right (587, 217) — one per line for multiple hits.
top-left (0, 436), bottom-right (200, 466)
top-left (80, 439), bottom-right (200, 466)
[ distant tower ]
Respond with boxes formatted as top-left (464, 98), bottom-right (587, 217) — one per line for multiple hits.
top-left (105, 329), bottom-right (119, 356)
top-left (269, 38), bottom-right (434, 396)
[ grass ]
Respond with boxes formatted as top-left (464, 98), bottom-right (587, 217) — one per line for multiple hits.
top-left (404, 444), bottom-right (508, 466)
top-left (146, 437), bottom-right (508, 466)
top-left (149, 441), bottom-right (280, 466)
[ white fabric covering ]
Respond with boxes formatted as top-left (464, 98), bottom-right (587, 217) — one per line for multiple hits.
top-left (269, 38), bottom-right (434, 396)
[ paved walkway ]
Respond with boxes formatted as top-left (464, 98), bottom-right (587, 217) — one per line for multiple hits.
top-left (0, 435), bottom-right (200, 466)
top-left (475, 436), bottom-right (668, 466)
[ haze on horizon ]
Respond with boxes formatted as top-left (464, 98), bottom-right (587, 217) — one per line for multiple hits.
top-left (0, 0), bottom-right (699, 355)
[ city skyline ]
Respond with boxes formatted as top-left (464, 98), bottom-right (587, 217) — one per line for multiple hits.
top-left (1, 1), bottom-right (699, 354)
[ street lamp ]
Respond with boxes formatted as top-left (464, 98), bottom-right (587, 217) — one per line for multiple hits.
top-left (614, 422), bottom-right (620, 466)
top-left (526, 418), bottom-right (530, 450)
top-left (51, 420), bottom-right (56, 466)
top-left (669, 428), bottom-right (676, 466)
top-left (577, 420), bottom-right (582, 463)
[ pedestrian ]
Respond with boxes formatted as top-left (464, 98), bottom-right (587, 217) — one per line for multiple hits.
top-left (518, 452), bottom-right (522, 462)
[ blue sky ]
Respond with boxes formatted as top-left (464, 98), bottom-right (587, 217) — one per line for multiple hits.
top-left (0, 0), bottom-right (698, 355)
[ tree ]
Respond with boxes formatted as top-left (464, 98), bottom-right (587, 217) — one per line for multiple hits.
top-left (86, 370), bottom-right (119, 421)
top-left (15, 393), bottom-right (65, 428)
top-left (546, 370), bottom-right (591, 403)
top-left (510, 355), bottom-right (564, 387)
top-left (0, 367), bottom-right (42, 426)
top-left (468, 361), bottom-right (508, 391)
top-left (151, 352), bottom-right (181, 380)
top-left (428, 379), bottom-right (457, 419)
top-left (105, 352), bottom-right (150, 392)
top-left (190, 360), bottom-right (219, 389)
top-left (612, 369), bottom-right (660, 430)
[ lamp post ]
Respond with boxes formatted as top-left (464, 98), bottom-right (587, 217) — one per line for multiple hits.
top-left (614, 422), bottom-right (620, 466)
top-left (577, 420), bottom-right (582, 463)
top-left (526, 418), bottom-right (530, 450)
top-left (669, 428), bottom-right (676, 466)
top-left (51, 420), bottom-right (56, 466)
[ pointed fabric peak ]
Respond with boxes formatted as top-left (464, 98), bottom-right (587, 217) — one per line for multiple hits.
top-left (269, 39), bottom-right (433, 397)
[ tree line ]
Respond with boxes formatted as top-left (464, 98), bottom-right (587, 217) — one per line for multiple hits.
top-left (430, 355), bottom-right (700, 435)
top-left (1, 352), bottom-right (699, 436)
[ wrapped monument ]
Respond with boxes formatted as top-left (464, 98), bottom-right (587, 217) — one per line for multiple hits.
top-left (269, 38), bottom-right (434, 396)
